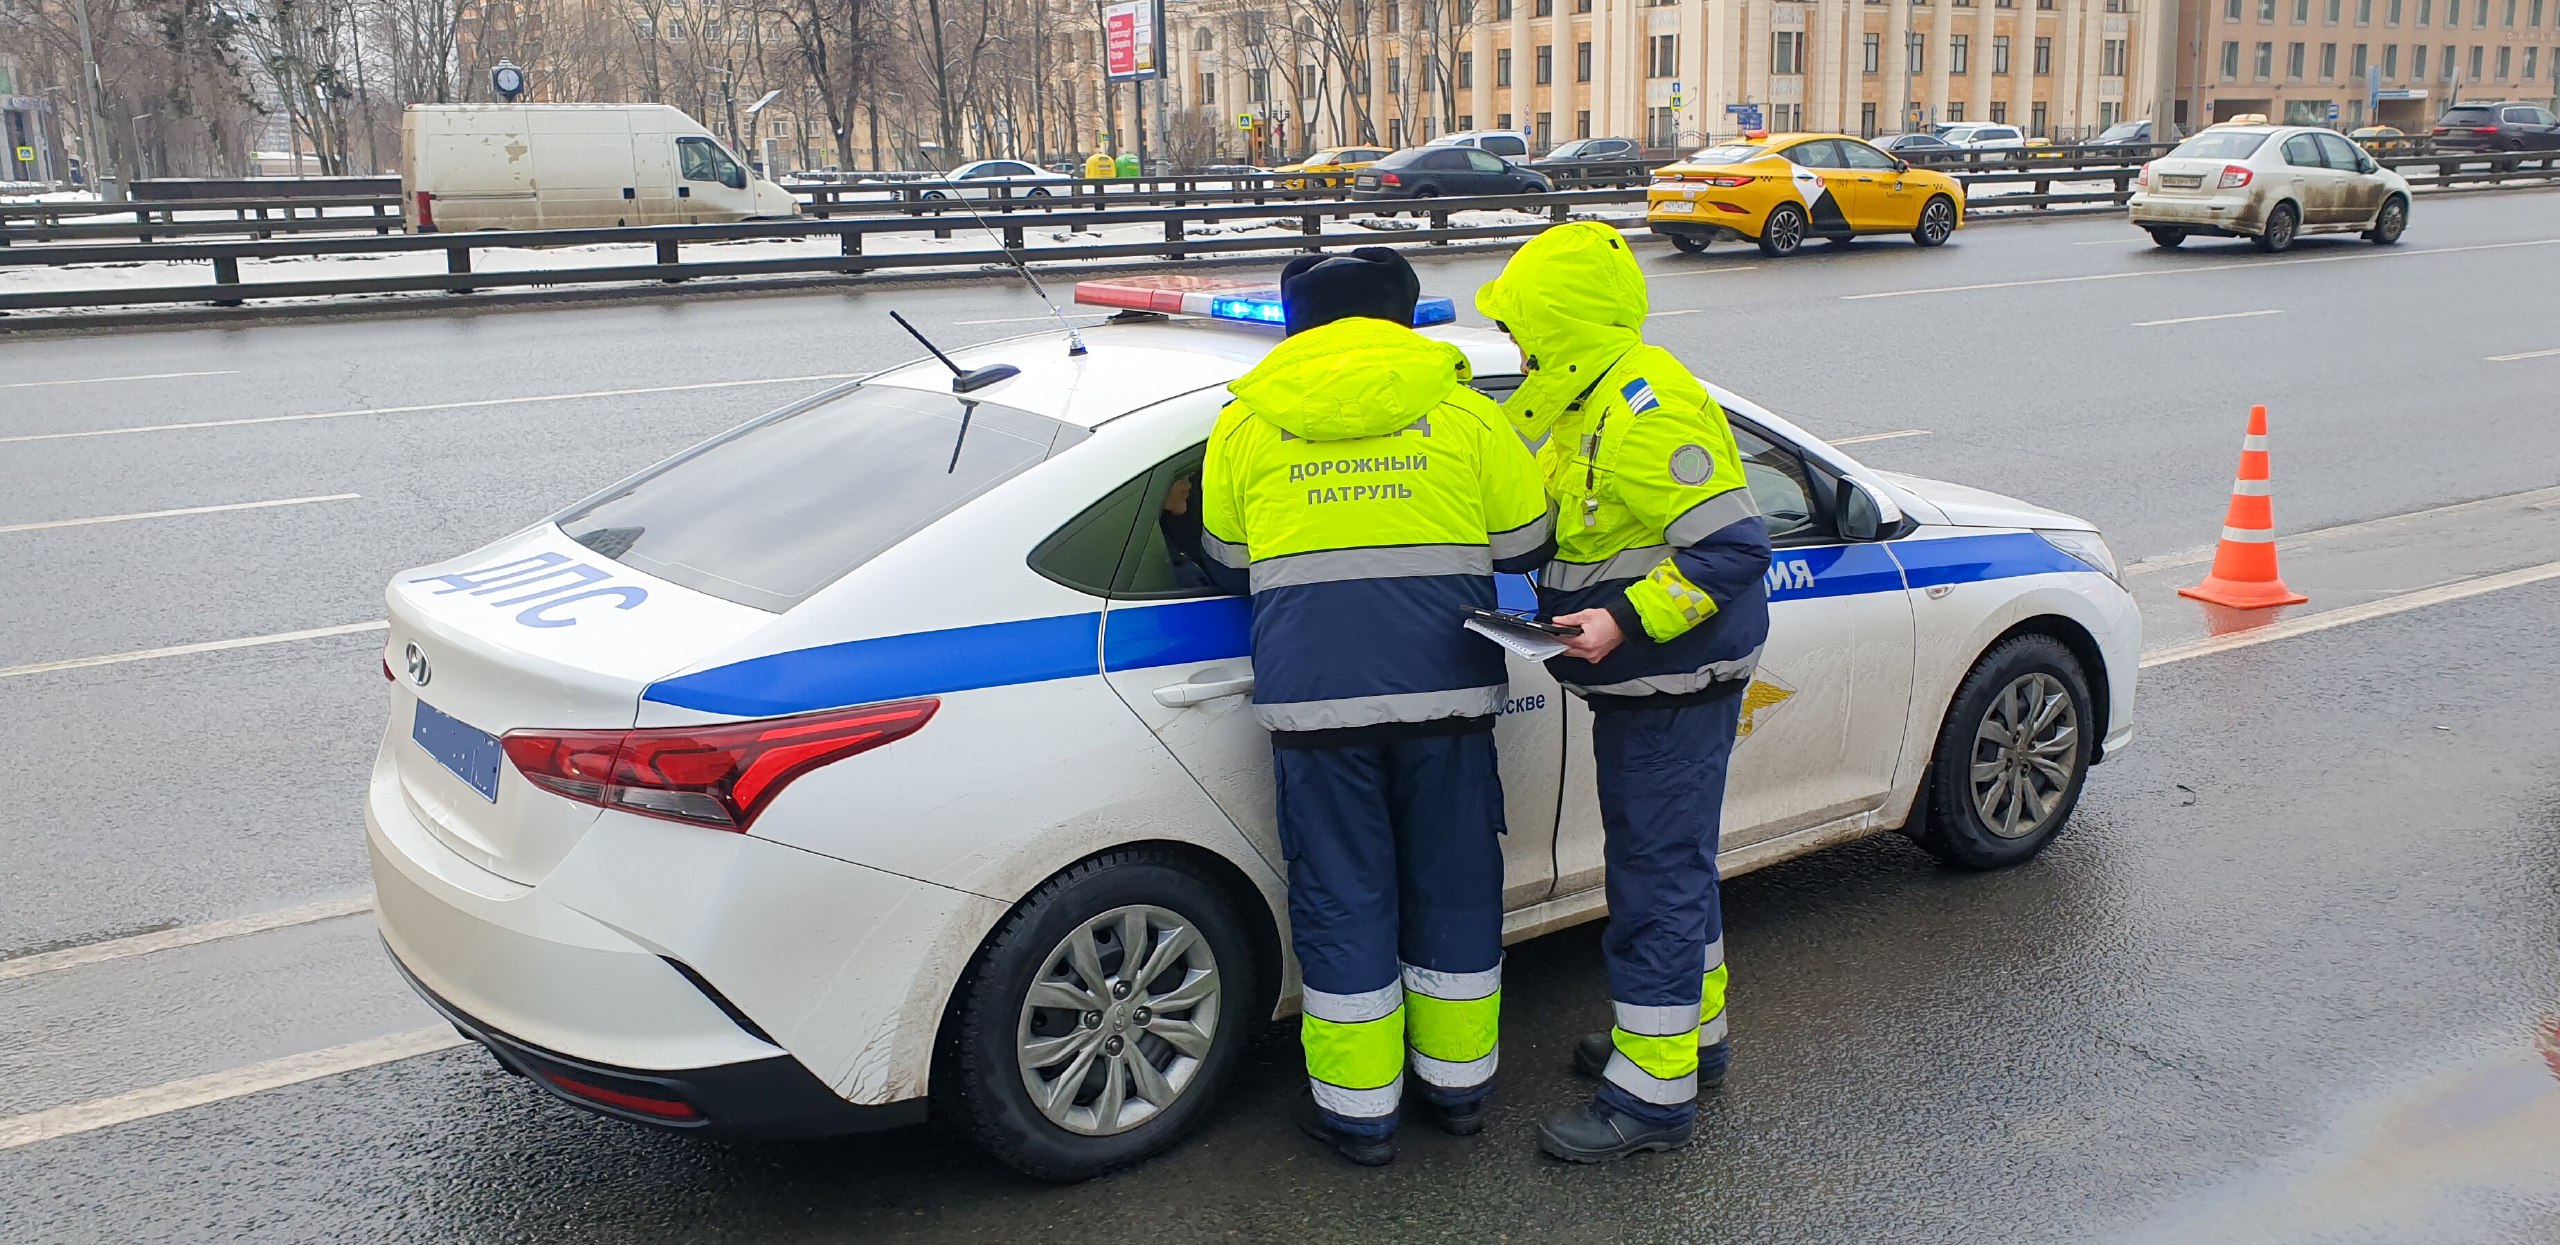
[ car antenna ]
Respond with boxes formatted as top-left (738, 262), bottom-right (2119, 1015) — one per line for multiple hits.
top-left (915, 142), bottom-right (1089, 357)
top-left (891, 310), bottom-right (1017, 394)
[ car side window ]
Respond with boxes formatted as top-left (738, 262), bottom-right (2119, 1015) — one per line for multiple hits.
top-left (1029, 475), bottom-right (1149, 596)
top-left (2315, 133), bottom-right (2365, 171)
top-left (1730, 426), bottom-right (1829, 548)
top-left (2282, 134), bottom-right (2325, 167)
top-left (1465, 149), bottom-right (1510, 172)
top-left (1029, 448), bottom-right (1221, 599)
top-left (1840, 141), bottom-right (1899, 170)
top-left (1784, 140), bottom-right (1845, 168)
top-left (1429, 149), bottom-right (1474, 170)
top-left (677, 136), bottom-right (723, 181)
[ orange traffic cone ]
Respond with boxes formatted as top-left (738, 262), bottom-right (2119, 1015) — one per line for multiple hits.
top-left (2180, 405), bottom-right (2308, 609)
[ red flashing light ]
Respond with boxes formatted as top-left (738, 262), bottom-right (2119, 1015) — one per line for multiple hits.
top-left (536, 1071), bottom-right (703, 1121)
top-left (502, 698), bottom-right (940, 831)
top-left (2218, 164), bottom-right (2254, 189)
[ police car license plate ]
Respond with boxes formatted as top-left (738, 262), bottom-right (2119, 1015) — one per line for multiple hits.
top-left (1656, 201), bottom-right (1695, 213)
top-left (413, 699), bottom-right (504, 802)
top-left (2161, 174), bottom-right (2203, 189)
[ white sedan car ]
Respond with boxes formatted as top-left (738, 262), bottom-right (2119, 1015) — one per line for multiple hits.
top-left (2128, 124), bottom-right (2411, 252)
top-left (367, 281), bottom-right (2138, 1182)
top-left (919, 158), bottom-right (1077, 201)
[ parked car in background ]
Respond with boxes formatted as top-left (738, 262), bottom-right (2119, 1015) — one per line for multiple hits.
top-left (1273, 146), bottom-right (1390, 190)
top-left (1351, 145), bottom-right (1553, 199)
top-left (401, 104), bottom-right (800, 231)
top-left (1872, 133), bottom-right (1968, 165)
top-left (2347, 125), bottom-right (2405, 142)
top-left (2128, 125), bottom-right (2409, 253)
top-left (1428, 130), bottom-right (1533, 159)
top-left (1529, 136), bottom-right (1652, 181)
top-left (919, 159), bottom-right (1076, 200)
top-left (2429, 102), bottom-right (2560, 152)
top-left (2087, 119), bottom-right (2183, 157)
top-left (1935, 122), bottom-right (2030, 159)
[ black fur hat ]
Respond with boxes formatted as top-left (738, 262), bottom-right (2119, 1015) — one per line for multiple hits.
top-left (1278, 247), bottom-right (1422, 336)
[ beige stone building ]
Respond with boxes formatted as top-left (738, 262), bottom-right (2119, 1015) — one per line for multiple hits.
top-left (1114, 0), bottom-right (2161, 161)
top-left (2173, 0), bottom-right (2560, 131)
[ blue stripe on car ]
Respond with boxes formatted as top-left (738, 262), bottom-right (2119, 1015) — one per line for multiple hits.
top-left (642, 532), bottom-right (2088, 716)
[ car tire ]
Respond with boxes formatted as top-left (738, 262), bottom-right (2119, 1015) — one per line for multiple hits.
top-left (934, 848), bottom-right (1261, 1182)
top-left (1757, 203), bottom-right (1808, 257)
top-left (2366, 195), bottom-right (2407, 245)
top-left (1026, 187), bottom-right (1051, 199)
top-left (1669, 233), bottom-right (1711, 254)
top-left (1908, 633), bottom-right (2096, 871)
top-left (2147, 226), bottom-right (2189, 249)
top-left (922, 189), bottom-right (947, 200)
top-left (2253, 201), bottom-right (2299, 253)
top-left (1912, 195), bottom-right (1958, 247)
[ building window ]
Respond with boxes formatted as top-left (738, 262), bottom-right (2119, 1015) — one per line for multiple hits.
top-left (2303, 0), bottom-right (2318, 20)
top-left (1947, 102), bottom-right (1965, 121)
top-left (2357, 0), bottom-right (2372, 20)
top-left (2386, 0), bottom-right (2400, 21)
top-left (1862, 101), bottom-right (1880, 135)
top-left (2257, 40), bottom-right (2275, 76)
top-left (2417, 0), bottom-right (2431, 20)
top-left (2030, 101), bottom-right (2048, 133)
top-left (1385, 0), bottom-right (1399, 29)
top-left (2036, 36), bottom-right (2054, 73)
top-left (1994, 34), bottom-right (2012, 72)
top-left (2469, 43), bottom-right (2483, 77)
top-left (2286, 41), bottom-right (2304, 74)
top-left (2351, 41), bottom-right (2369, 73)
top-left (2327, 0), bottom-right (2341, 20)
top-left (2443, 41), bottom-right (2457, 76)
top-left (1497, 112), bottom-right (1513, 128)
top-left (1953, 34), bottom-right (1971, 73)
top-left (1250, 68), bottom-right (1271, 101)
top-left (1865, 32), bottom-right (1884, 72)
top-left (1457, 114), bottom-right (1474, 130)
top-left (2475, 0), bottom-right (2488, 23)
top-left (1387, 57), bottom-right (1401, 92)
top-left (1536, 110), bottom-right (1553, 138)
top-left (2227, 0), bottom-right (2241, 16)
top-left (1390, 118), bottom-right (1405, 145)
top-left (1652, 34), bottom-right (1678, 77)
top-left (1576, 41), bottom-right (1592, 81)
top-left (1536, 0), bottom-right (1552, 14)
top-left (2100, 102), bottom-right (2120, 126)
top-left (2533, 0), bottom-right (2545, 24)
top-left (1775, 31), bottom-right (1805, 74)
top-left (2525, 46), bottom-right (2540, 80)
top-left (2103, 37), bottom-right (2127, 75)
top-left (1536, 44), bottom-right (1553, 83)
top-left (2223, 39), bottom-right (2243, 77)
top-left (1648, 106), bottom-right (1676, 146)
top-left (1199, 71), bottom-right (1217, 103)
top-left (1576, 0), bottom-right (1593, 10)
top-left (1498, 49), bottom-right (1513, 86)
top-left (2262, 0), bottom-right (2277, 18)
top-left (1576, 109), bottom-right (1591, 138)
top-left (1458, 52), bottom-right (1474, 87)
top-left (1991, 101), bottom-right (2008, 121)
top-left (2413, 41), bottom-right (2429, 74)
top-left (1910, 31), bottom-right (1927, 73)
top-left (2381, 42), bottom-right (2400, 74)
top-left (2322, 40), bottom-right (2339, 73)
top-left (1497, 0), bottom-right (1513, 16)
top-left (2498, 43), bottom-right (2512, 75)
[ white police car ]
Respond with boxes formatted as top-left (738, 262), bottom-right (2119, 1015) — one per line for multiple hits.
top-left (368, 278), bottom-right (2138, 1181)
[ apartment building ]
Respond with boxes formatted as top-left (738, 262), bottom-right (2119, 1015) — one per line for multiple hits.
top-left (1137, 0), bottom-right (2157, 159)
top-left (2176, 0), bottom-right (2560, 130)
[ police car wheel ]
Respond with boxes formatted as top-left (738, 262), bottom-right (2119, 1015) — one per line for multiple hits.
top-left (1912, 634), bottom-right (2093, 871)
top-left (2253, 202), bottom-right (2300, 253)
top-left (934, 849), bottom-right (1259, 1181)
top-left (1757, 205), bottom-right (1807, 257)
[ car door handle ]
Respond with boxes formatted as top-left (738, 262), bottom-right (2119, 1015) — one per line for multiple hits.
top-left (1154, 675), bottom-right (1255, 708)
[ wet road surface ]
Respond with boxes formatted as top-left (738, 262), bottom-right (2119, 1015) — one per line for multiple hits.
top-left (4, 191), bottom-right (2559, 1243)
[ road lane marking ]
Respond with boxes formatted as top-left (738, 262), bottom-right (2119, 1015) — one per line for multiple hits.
top-left (1647, 265), bottom-right (1763, 276)
top-left (2485, 346), bottom-right (2560, 362)
top-left (0, 1028), bottom-right (467, 1152)
top-left (2123, 484), bottom-right (2560, 576)
top-left (0, 370), bottom-right (238, 391)
top-left (0, 374), bottom-right (864, 446)
top-left (2134, 309), bottom-right (2284, 327)
top-left (0, 620), bottom-right (387, 679)
top-left (1843, 236), bottom-right (2560, 300)
top-left (1648, 309), bottom-right (1703, 318)
top-left (2141, 559), bottom-right (2560, 667)
top-left (0, 493), bottom-right (360, 535)
top-left (1832, 429), bottom-right (1931, 445)
top-left (0, 897), bottom-right (375, 985)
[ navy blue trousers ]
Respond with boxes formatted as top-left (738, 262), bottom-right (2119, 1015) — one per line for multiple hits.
top-left (1275, 729), bottom-right (1507, 1137)
top-left (1589, 692), bottom-right (1742, 1126)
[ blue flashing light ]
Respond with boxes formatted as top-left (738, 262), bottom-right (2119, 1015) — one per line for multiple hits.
top-left (1204, 291), bottom-right (1459, 329)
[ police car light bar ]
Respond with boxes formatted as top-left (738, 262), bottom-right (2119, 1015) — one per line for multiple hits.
top-left (1072, 275), bottom-right (1455, 328)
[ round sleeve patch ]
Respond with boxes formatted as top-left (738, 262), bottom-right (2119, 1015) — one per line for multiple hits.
top-left (1669, 443), bottom-right (1714, 486)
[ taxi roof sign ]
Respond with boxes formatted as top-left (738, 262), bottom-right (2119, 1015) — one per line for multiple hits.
top-left (1073, 274), bottom-right (1456, 328)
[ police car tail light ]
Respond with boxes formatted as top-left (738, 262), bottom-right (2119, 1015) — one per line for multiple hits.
top-left (501, 698), bottom-right (940, 831)
top-left (2218, 164), bottom-right (2254, 189)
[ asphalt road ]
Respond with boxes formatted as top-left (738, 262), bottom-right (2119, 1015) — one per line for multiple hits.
top-left (4, 190), bottom-right (2558, 1243)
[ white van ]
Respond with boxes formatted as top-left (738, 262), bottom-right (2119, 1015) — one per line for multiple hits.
top-left (1428, 130), bottom-right (1533, 159)
top-left (400, 104), bottom-right (801, 231)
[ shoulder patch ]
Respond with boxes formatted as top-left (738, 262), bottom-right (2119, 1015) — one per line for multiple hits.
top-left (1669, 443), bottom-right (1714, 486)
top-left (1620, 378), bottom-right (1662, 415)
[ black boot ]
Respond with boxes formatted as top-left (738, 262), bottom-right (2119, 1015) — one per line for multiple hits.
top-left (1572, 1033), bottom-right (1730, 1089)
top-left (1536, 1100), bottom-right (1693, 1163)
top-left (1297, 1101), bottom-right (1395, 1167)
top-left (1422, 1097), bottom-right (1486, 1137)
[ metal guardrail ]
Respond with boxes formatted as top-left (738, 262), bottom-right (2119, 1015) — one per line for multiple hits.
top-left (4, 151), bottom-right (2555, 317)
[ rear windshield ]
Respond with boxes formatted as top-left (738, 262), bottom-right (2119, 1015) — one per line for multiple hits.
top-left (1375, 148), bottom-right (1428, 167)
top-left (2168, 131), bottom-right (2271, 159)
top-left (2096, 122), bottom-right (2146, 142)
top-left (1683, 143), bottom-right (1771, 165)
top-left (557, 384), bottom-right (1082, 612)
top-left (2438, 107), bottom-right (2498, 125)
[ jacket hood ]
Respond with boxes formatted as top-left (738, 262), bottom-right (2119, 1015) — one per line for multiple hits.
top-left (1474, 221), bottom-right (1650, 437)
top-left (1226, 317), bottom-right (1471, 441)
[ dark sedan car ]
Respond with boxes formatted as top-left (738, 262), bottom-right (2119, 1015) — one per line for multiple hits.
top-left (1528, 136), bottom-right (1653, 183)
top-left (1350, 146), bottom-right (1554, 199)
top-left (2430, 102), bottom-right (2560, 151)
top-left (1872, 132), bottom-right (1968, 166)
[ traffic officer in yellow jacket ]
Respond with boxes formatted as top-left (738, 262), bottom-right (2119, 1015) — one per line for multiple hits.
top-left (1193, 249), bottom-right (1555, 1166)
top-left (1476, 221), bottom-right (1773, 1162)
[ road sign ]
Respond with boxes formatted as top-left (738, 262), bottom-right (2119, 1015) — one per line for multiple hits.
top-left (1726, 103), bottom-right (1764, 130)
top-left (1238, 113), bottom-right (1253, 130)
top-left (1671, 80), bottom-right (1684, 108)
top-left (12, 146), bottom-right (30, 163)
top-left (2326, 102), bottom-right (2341, 124)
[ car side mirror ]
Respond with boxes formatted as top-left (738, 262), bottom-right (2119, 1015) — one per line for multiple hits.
top-left (1835, 476), bottom-right (1900, 542)
top-left (1893, 158), bottom-right (1910, 173)
top-left (2359, 157), bottom-right (2379, 174)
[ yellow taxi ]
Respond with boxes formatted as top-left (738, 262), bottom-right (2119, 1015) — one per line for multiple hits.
top-left (1647, 132), bottom-right (1967, 257)
top-left (1275, 146), bottom-right (1391, 190)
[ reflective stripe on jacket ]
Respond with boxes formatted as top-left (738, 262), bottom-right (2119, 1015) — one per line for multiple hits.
top-left (1476, 222), bottom-right (1772, 699)
top-left (1201, 316), bottom-right (1555, 738)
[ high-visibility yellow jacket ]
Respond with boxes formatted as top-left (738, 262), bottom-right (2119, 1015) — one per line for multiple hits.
top-left (1199, 316), bottom-right (1555, 739)
top-left (1476, 221), bottom-right (1771, 699)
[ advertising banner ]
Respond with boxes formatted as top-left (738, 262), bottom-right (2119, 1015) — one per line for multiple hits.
top-left (1103, 0), bottom-right (1161, 81)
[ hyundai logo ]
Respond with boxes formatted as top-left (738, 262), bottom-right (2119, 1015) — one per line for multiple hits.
top-left (403, 642), bottom-right (432, 687)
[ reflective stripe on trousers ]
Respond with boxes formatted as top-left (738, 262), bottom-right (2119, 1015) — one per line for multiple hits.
top-left (1605, 1000), bottom-right (1700, 1105)
top-left (1402, 960), bottom-right (1500, 1089)
top-left (1302, 982), bottom-right (1407, 1121)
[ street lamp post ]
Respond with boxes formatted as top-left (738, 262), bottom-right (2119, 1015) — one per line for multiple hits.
top-left (129, 111), bottom-right (152, 182)
top-left (67, 0), bottom-right (121, 200)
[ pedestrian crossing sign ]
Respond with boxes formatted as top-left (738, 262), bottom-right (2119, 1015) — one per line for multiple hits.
top-left (12, 146), bottom-right (30, 163)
